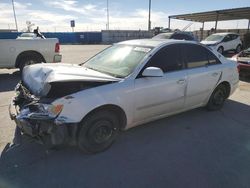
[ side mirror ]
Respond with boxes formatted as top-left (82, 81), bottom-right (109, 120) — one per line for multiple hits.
top-left (142, 67), bottom-right (164, 77)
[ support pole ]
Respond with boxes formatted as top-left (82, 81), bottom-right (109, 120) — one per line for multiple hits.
top-left (215, 13), bottom-right (219, 32)
top-left (106, 0), bottom-right (109, 30)
top-left (12, 0), bottom-right (18, 31)
top-left (248, 19), bottom-right (250, 32)
top-left (168, 17), bottom-right (171, 30)
top-left (201, 22), bottom-right (204, 41)
top-left (148, 0), bottom-right (151, 31)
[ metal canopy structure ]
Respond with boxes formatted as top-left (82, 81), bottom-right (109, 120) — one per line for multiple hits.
top-left (168, 7), bottom-right (250, 32)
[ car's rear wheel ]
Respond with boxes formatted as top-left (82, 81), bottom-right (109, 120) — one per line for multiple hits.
top-left (217, 46), bottom-right (224, 54)
top-left (206, 84), bottom-right (227, 111)
top-left (77, 110), bottom-right (120, 154)
top-left (235, 44), bottom-right (241, 53)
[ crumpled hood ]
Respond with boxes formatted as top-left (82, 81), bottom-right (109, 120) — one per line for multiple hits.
top-left (200, 40), bottom-right (220, 45)
top-left (22, 63), bottom-right (121, 96)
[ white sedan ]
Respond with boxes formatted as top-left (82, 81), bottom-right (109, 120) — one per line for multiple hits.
top-left (9, 39), bottom-right (239, 153)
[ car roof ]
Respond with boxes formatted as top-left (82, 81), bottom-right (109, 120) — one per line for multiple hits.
top-left (118, 39), bottom-right (197, 48)
top-left (211, 32), bottom-right (239, 36)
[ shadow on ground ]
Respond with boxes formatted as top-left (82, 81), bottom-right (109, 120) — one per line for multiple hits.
top-left (0, 99), bottom-right (249, 188)
top-left (0, 71), bottom-right (20, 92)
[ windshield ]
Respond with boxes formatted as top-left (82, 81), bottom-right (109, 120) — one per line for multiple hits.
top-left (204, 34), bottom-right (224, 41)
top-left (153, 33), bottom-right (172, 39)
top-left (82, 44), bottom-right (152, 78)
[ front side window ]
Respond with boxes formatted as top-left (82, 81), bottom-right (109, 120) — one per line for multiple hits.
top-left (145, 44), bottom-right (183, 73)
top-left (83, 44), bottom-right (152, 78)
top-left (223, 35), bottom-right (232, 42)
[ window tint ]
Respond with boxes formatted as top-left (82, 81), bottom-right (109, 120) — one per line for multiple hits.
top-left (223, 35), bottom-right (232, 42)
top-left (183, 44), bottom-right (221, 68)
top-left (207, 50), bottom-right (221, 65)
top-left (183, 44), bottom-right (209, 68)
top-left (146, 44), bottom-right (183, 72)
top-left (230, 34), bottom-right (239, 40)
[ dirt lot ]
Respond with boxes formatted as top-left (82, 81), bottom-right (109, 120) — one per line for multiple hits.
top-left (0, 45), bottom-right (250, 188)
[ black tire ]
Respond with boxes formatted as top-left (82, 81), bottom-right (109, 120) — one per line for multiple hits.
top-left (235, 44), bottom-right (241, 53)
top-left (206, 84), bottom-right (227, 111)
top-left (217, 46), bottom-right (224, 54)
top-left (19, 54), bottom-right (43, 72)
top-left (77, 110), bottom-right (120, 154)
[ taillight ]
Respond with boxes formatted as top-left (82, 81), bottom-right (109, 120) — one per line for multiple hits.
top-left (55, 42), bottom-right (60, 53)
top-left (237, 64), bottom-right (240, 73)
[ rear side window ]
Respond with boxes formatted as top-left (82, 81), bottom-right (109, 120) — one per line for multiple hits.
top-left (230, 34), bottom-right (239, 40)
top-left (146, 44), bottom-right (183, 72)
top-left (183, 44), bottom-right (221, 68)
top-left (207, 50), bottom-right (221, 65)
top-left (183, 44), bottom-right (208, 68)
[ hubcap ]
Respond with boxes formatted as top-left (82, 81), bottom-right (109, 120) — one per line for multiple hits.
top-left (89, 120), bottom-right (114, 144)
top-left (218, 48), bottom-right (223, 54)
top-left (236, 46), bottom-right (241, 53)
top-left (213, 89), bottom-right (225, 105)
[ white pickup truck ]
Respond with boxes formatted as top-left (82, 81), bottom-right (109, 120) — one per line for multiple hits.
top-left (0, 34), bottom-right (62, 71)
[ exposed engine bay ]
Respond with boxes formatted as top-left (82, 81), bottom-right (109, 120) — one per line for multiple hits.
top-left (10, 65), bottom-right (119, 145)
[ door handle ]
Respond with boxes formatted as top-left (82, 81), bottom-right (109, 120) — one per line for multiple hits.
top-left (177, 79), bottom-right (186, 84)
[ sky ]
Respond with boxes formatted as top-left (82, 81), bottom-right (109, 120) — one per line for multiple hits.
top-left (0, 0), bottom-right (250, 32)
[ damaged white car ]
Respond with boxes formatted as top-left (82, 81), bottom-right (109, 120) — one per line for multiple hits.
top-left (9, 39), bottom-right (239, 153)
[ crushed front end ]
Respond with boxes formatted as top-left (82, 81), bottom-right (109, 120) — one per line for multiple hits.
top-left (9, 82), bottom-right (76, 146)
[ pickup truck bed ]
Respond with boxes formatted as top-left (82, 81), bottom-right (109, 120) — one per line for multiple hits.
top-left (0, 38), bottom-right (62, 70)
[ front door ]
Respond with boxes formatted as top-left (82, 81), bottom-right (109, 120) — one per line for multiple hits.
top-left (133, 44), bottom-right (187, 124)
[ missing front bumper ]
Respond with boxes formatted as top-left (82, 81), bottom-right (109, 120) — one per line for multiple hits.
top-left (9, 101), bottom-right (77, 146)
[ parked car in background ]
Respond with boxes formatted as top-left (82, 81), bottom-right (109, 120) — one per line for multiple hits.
top-left (9, 39), bottom-right (239, 153)
top-left (153, 31), bottom-right (198, 41)
top-left (201, 33), bottom-right (242, 54)
top-left (231, 47), bottom-right (250, 77)
top-left (0, 34), bottom-right (61, 71)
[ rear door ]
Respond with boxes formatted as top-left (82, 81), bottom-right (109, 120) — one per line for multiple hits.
top-left (183, 44), bottom-right (222, 108)
top-left (133, 44), bottom-right (187, 123)
top-left (230, 34), bottom-right (240, 50)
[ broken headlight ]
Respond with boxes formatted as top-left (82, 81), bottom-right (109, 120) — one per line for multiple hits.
top-left (26, 104), bottom-right (64, 120)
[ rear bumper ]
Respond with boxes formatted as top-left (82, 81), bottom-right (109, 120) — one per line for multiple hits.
top-left (53, 54), bottom-right (62, 63)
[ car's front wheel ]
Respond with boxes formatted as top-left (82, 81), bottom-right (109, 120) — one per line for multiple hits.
top-left (217, 46), bottom-right (224, 54)
top-left (206, 84), bottom-right (227, 111)
top-left (77, 110), bottom-right (120, 154)
top-left (235, 44), bottom-right (242, 53)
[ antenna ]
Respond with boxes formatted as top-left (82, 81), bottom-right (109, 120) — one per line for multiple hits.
top-left (107, 0), bottom-right (110, 30)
